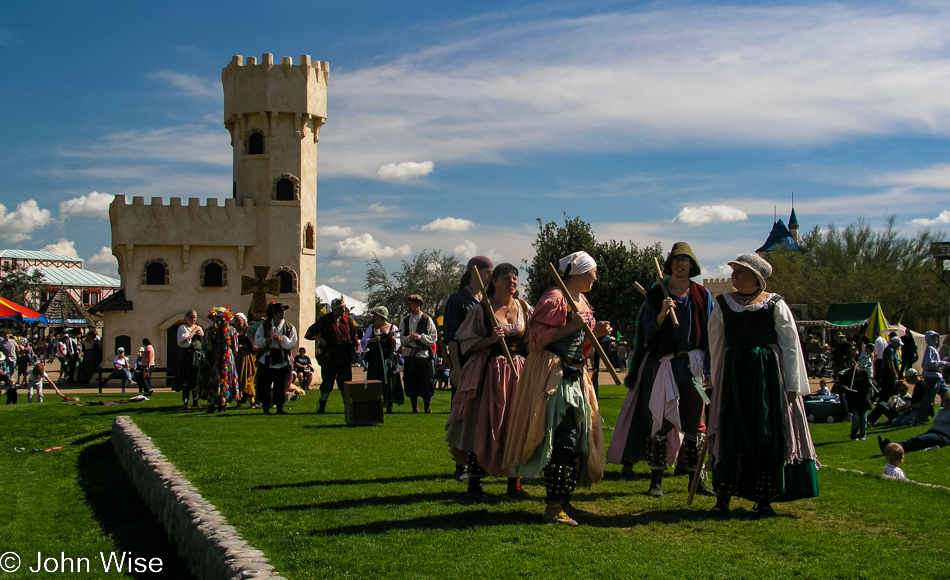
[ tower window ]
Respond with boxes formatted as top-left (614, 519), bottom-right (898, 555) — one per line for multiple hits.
top-left (248, 131), bottom-right (264, 155)
top-left (304, 223), bottom-right (315, 250)
top-left (201, 260), bottom-right (227, 287)
top-left (143, 259), bottom-right (169, 286)
top-left (275, 178), bottom-right (294, 201)
top-left (276, 267), bottom-right (297, 294)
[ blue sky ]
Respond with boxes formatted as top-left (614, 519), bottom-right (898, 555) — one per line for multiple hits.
top-left (2, 1), bottom-right (949, 301)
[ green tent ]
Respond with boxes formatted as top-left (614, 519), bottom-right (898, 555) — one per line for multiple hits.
top-left (823, 302), bottom-right (890, 341)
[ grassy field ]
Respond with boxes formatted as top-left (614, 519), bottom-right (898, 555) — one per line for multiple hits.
top-left (2, 384), bottom-right (948, 579)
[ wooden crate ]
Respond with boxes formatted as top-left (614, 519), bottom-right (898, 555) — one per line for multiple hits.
top-left (343, 380), bottom-right (384, 426)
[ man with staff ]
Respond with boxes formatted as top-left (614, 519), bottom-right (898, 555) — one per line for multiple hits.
top-left (607, 242), bottom-right (715, 498)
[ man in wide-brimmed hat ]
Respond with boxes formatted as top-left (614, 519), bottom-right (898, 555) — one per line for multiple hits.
top-left (254, 301), bottom-right (299, 415)
top-left (304, 297), bottom-right (358, 414)
top-left (607, 241), bottom-right (715, 498)
top-left (399, 294), bottom-right (438, 413)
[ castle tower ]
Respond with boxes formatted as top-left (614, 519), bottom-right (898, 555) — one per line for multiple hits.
top-left (222, 53), bottom-right (329, 334)
top-left (788, 194), bottom-right (799, 242)
top-left (97, 54), bottom-right (329, 370)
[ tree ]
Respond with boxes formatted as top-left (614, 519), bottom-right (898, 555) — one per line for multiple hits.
top-left (365, 250), bottom-right (465, 323)
top-left (524, 214), bottom-right (663, 342)
top-left (765, 216), bottom-right (947, 327)
top-left (0, 263), bottom-right (46, 309)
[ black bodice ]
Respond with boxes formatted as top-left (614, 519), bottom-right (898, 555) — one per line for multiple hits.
top-left (717, 294), bottom-right (782, 349)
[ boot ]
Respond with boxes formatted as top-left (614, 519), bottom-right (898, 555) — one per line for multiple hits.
top-left (316, 399), bottom-right (327, 414)
top-left (506, 477), bottom-right (530, 498)
top-left (647, 469), bottom-right (664, 497)
top-left (466, 452), bottom-right (485, 495)
top-left (467, 475), bottom-right (484, 496)
top-left (543, 502), bottom-right (577, 526)
top-left (711, 494), bottom-right (731, 516)
top-left (689, 471), bottom-right (716, 497)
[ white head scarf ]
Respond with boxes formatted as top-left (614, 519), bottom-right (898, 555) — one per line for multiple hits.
top-left (558, 251), bottom-right (597, 277)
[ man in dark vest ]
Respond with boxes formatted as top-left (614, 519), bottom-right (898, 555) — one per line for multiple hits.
top-left (608, 242), bottom-right (714, 498)
top-left (305, 298), bottom-right (358, 414)
top-left (254, 301), bottom-right (298, 415)
top-left (399, 294), bottom-right (438, 413)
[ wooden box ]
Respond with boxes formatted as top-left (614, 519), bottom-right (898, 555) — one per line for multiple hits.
top-left (343, 380), bottom-right (384, 426)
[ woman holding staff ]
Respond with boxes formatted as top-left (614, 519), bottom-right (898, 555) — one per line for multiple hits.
top-left (361, 306), bottom-right (403, 413)
top-left (503, 251), bottom-right (611, 526)
top-left (706, 254), bottom-right (818, 516)
top-left (445, 263), bottom-right (532, 497)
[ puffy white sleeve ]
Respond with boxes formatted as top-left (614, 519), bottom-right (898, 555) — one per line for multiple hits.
top-left (708, 298), bottom-right (725, 389)
top-left (773, 299), bottom-right (811, 395)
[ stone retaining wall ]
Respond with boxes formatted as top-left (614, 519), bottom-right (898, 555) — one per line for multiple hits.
top-left (111, 416), bottom-right (285, 580)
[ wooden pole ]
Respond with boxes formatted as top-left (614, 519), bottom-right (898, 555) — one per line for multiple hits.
top-left (546, 263), bottom-right (623, 386)
top-left (469, 266), bottom-right (519, 380)
top-left (652, 257), bottom-right (680, 328)
top-left (686, 435), bottom-right (710, 506)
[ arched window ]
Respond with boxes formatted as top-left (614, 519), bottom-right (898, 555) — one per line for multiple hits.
top-left (248, 131), bottom-right (264, 155)
top-left (304, 223), bottom-right (315, 250)
top-left (276, 267), bottom-right (297, 294)
top-left (201, 259), bottom-right (227, 287)
top-left (143, 259), bottom-right (169, 286)
top-left (275, 178), bottom-right (294, 201)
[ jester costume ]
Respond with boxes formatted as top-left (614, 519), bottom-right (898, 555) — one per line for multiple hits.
top-left (199, 306), bottom-right (239, 412)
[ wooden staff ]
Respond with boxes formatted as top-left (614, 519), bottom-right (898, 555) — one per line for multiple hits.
top-left (686, 436), bottom-right (710, 506)
top-left (633, 281), bottom-right (648, 297)
top-left (546, 262), bottom-right (623, 386)
top-left (652, 257), bottom-right (680, 328)
top-left (470, 266), bottom-right (519, 380)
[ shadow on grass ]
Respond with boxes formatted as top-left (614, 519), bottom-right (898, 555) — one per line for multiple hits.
top-left (311, 509), bottom-right (539, 535)
top-left (274, 489), bottom-right (630, 512)
top-left (254, 473), bottom-right (448, 490)
top-left (76, 440), bottom-right (194, 579)
top-left (70, 429), bottom-right (111, 446)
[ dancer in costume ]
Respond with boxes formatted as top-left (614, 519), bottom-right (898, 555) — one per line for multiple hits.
top-left (606, 242), bottom-right (714, 497)
top-left (361, 306), bottom-right (404, 413)
top-left (199, 306), bottom-right (239, 413)
top-left (445, 263), bottom-right (532, 497)
top-left (232, 313), bottom-right (260, 409)
top-left (706, 254), bottom-right (819, 516)
top-left (503, 251), bottom-right (610, 526)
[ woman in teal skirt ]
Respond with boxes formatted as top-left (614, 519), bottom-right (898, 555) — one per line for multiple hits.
top-left (706, 254), bottom-right (819, 516)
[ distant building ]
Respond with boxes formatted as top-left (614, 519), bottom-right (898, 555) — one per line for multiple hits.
top-left (757, 205), bottom-right (801, 253)
top-left (0, 249), bottom-right (120, 307)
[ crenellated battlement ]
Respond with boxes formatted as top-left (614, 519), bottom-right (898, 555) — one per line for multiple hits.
top-left (109, 195), bottom-right (258, 247)
top-left (222, 53), bottom-right (328, 125)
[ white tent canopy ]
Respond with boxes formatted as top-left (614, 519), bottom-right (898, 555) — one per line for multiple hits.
top-left (315, 284), bottom-right (367, 316)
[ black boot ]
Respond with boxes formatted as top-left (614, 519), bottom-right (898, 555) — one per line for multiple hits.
top-left (689, 472), bottom-right (716, 497)
top-left (711, 494), bottom-right (731, 516)
top-left (542, 463), bottom-right (578, 526)
top-left (316, 399), bottom-right (327, 414)
top-left (683, 432), bottom-right (714, 496)
top-left (506, 477), bottom-right (530, 498)
top-left (647, 470), bottom-right (664, 497)
top-left (467, 452), bottom-right (485, 496)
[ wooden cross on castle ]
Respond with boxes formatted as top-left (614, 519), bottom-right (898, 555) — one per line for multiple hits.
top-left (241, 266), bottom-right (281, 321)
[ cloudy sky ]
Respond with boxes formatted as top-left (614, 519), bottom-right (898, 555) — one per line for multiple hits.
top-left (2, 1), bottom-right (949, 301)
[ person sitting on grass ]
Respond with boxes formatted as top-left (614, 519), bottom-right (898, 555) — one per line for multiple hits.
top-left (882, 443), bottom-right (908, 481)
top-left (879, 390), bottom-right (950, 456)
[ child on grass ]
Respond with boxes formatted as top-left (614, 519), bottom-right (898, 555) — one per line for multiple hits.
top-left (882, 443), bottom-right (908, 481)
top-left (25, 362), bottom-right (65, 403)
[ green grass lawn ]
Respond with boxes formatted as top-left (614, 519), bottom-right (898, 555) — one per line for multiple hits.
top-left (2, 385), bottom-right (949, 579)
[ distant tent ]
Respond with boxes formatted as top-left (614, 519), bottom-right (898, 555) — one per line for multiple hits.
top-left (0, 296), bottom-right (48, 325)
top-left (823, 302), bottom-right (890, 340)
top-left (756, 219), bottom-right (799, 252)
top-left (315, 284), bottom-right (366, 316)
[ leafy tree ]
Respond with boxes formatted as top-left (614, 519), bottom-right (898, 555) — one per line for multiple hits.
top-left (765, 216), bottom-right (947, 328)
top-left (0, 263), bottom-right (46, 309)
top-left (523, 214), bottom-right (663, 342)
top-left (365, 250), bottom-right (464, 323)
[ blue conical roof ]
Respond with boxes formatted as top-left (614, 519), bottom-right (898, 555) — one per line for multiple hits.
top-left (789, 208), bottom-right (799, 227)
top-left (757, 219), bottom-right (799, 252)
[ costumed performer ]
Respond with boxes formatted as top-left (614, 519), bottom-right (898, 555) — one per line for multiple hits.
top-left (199, 305), bottom-right (239, 413)
top-left (361, 305), bottom-right (404, 413)
top-left (502, 251), bottom-right (610, 526)
top-left (606, 242), bottom-right (714, 497)
top-left (445, 263), bottom-right (532, 498)
top-left (706, 254), bottom-right (819, 516)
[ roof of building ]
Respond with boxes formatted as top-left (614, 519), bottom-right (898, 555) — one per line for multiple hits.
top-left (24, 266), bottom-right (120, 289)
top-left (756, 218), bottom-right (799, 252)
top-left (39, 289), bottom-right (101, 328)
top-left (0, 249), bottom-right (83, 263)
top-left (788, 207), bottom-right (799, 227)
top-left (88, 289), bottom-right (133, 313)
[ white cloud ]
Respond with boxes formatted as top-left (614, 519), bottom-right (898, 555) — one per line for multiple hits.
top-left (421, 217), bottom-right (474, 232)
top-left (322, 4), bottom-right (950, 177)
top-left (62, 125), bottom-right (230, 166)
top-left (674, 205), bottom-right (748, 226)
top-left (40, 239), bottom-right (79, 258)
top-left (319, 225), bottom-right (354, 237)
top-left (325, 275), bottom-right (349, 284)
top-left (875, 164), bottom-right (950, 190)
top-left (349, 290), bottom-right (369, 301)
top-left (454, 240), bottom-right (479, 257)
top-left (376, 161), bottom-right (435, 181)
top-left (86, 247), bottom-right (118, 276)
top-left (0, 200), bottom-right (52, 243)
top-left (58, 191), bottom-right (115, 218)
top-left (328, 234), bottom-right (412, 259)
top-left (910, 210), bottom-right (950, 227)
top-left (148, 70), bottom-right (219, 99)
top-left (368, 203), bottom-right (398, 214)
